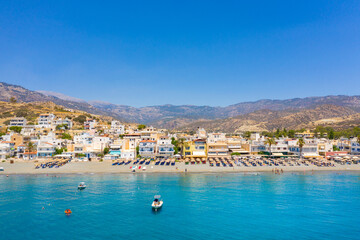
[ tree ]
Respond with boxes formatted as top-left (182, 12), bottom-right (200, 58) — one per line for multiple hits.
top-left (103, 147), bottom-right (109, 155)
top-left (243, 131), bottom-right (251, 139)
top-left (357, 135), bottom-right (360, 146)
top-left (288, 130), bottom-right (295, 138)
top-left (136, 146), bottom-right (140, 157)
top-left (177, 138), bottom-right (186, 157)
top-left (55, 148), bottom-right (65, 155)
top-left (26, 142), bottom-right (35, 160)
top-left (265, 138), bottom-right (276, 154)
top-left (9, 97), bottom-right (17, 103)
top-left (74, 115), bottom-right (87, 124)
top-left (329, 129), bottom-right (335, 139)
top-left (297, 138), bottom-right (305, 159)
top-left (9, 126), bottom-right (22, 133)
top-left (61, 133), bottom-right (72, 140)
top-left (333, 145), bottom-right (340, 151)
top-left (171, 137), bottom-right (179, 154)
top-left (137, 124), bottom-right (146, 130)
top-left (275, 128), bottom-right (281, 138)
top-left (56, 124), bottom-right (69, 130)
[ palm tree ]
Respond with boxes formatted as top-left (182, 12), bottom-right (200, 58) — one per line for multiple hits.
top-left (265, 138), bottom-right (276, 154)
top-left (297, 138), bottom-right (305, 159)
top-left (26, 141), bottom-right (35, 160)
top-left (177, 138), bottom-right (186, 158)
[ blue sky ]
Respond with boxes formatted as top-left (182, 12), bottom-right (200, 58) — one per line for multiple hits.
top-left (0, 1), bottom-right (359, 107)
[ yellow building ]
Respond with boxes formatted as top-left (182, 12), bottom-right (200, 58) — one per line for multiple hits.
top-left (183, 139), bottom-right (207, 159)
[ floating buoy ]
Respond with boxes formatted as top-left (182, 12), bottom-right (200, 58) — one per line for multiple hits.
top-left (64, 209), bottom-right (72, 215)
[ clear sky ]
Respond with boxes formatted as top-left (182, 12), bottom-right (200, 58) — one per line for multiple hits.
top-left (0, 1), bottom-right (359, 107)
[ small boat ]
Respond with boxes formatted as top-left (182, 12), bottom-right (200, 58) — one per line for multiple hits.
top-left (78, 182), bottom-right (86, 190)
top-left (0, 167), bottom-right (4, 171)
top-left (65, 209), bottom-right (72, 215)
top-left (152, 195), bottom-right (163, 210)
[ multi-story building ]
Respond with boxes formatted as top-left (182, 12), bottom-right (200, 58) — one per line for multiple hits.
top-left (0, 143), bottom-right (12, 159)
top-left (110, 121), bottom-right (125, 135)
top-left (183, 139), bottom-right (207, 159)
top-left (207, 133), bottom-right (226, 144)
top-left (121, 134), bottom-right (140, 160)
top-left (84, 119), bottom-right (97, 130)
top-left (37, 142), bottom-right (55, 158)
top-left (55, 118), bottom-right (73, 129)
top-left (139, 140), bottom-right (156, 158)
top-left (9, 117), bottom-right (27, 127)
top-left (207, 141), bottom-right (230, 158)
top-left (336, 138), bottom-right (351, 153)
top-left (156, 136), bottom-right (174, 158)
top-left (37, 113), bottom-right (56, 128)
top-left (350, 138), bottom-right (360, 155)
top-left (196, 128), bottom-right (207, 139)
top-left (74, 133), bottom-right (94, 145)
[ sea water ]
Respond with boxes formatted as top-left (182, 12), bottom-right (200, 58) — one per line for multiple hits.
top-left (0, 172), bottom-right (359, 240)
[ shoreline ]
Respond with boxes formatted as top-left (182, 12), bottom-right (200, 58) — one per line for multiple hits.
top-left (1, 161), bottom-right (360, 175)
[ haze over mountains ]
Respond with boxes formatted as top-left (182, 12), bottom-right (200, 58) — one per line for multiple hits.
top-left (0, 82), bottom-right (360, 132)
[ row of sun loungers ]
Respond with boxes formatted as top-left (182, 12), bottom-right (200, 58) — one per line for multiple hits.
top-left (35, 159), bottom-right (71, 169)
top-left (112, 159), bottom-right (176, 166)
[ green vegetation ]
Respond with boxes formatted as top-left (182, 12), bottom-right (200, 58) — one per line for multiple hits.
top-left (264, 138), bottom-right (276, 153)
top-left (136, 146), bottom-right (140, 156)
top-left (73, 115), bottom-right (87, 124)
top-left (54, 106), bottom-right (69, 112)
top-left (56, 124), bottom-right (69, 130)
top-left (54, 147), bottom-right (67, 155)
top-left (171, 137), bottom-right (185, 156)
top-left (333, 145), bottom-right (340, 151)
top-left (231, 152), bottom-right (241, 156)
top-left (9, 97), bottom-right (17, 103)
top-left (61, 133), bottom-right (72, 140)
top-left (0, 112), bottom-right (13, 119)
top-left (9, 126), bottom-right (22, 133)
top-left (137, 124), bottom-right (146, 130)
top-left (76, 153), bottom-right (86, 158)
top-left (297, 138), bottom-right (305, 158)
top-left (103, 147), bottom-right (109, 155)
top-left (242, 131), bottom-right (251, 139)
top-left (262, 128), bottom-right (296, 138)
top-left (171, 137), bottom-right (179, 154)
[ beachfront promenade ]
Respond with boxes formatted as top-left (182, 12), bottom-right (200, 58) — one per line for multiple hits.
top-left (1, 158), bottom-right (360, 174)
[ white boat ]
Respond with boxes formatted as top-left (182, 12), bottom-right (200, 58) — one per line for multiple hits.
top-left (151, 195), bottom-right (163, 210)
top-left (78, 182), bottom-right (86, 190)
top-left (0, 167), bottom-right (4, 171)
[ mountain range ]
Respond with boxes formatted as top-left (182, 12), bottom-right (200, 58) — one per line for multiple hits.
top-left (0, 81), bottom-right (360, 132)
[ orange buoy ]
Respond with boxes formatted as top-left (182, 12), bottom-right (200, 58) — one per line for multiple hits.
top-left (65, 209), bottom-right (72, 215)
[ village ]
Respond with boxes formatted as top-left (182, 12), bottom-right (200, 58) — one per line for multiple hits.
top-left (0, 112), bottom-right (359, 168)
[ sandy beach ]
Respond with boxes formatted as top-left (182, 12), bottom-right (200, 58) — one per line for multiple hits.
top-left (1, 160), bottom-right (360, 175)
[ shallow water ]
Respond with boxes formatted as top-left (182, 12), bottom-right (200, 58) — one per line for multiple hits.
top-left (1, 172), bottom-right (359, 240)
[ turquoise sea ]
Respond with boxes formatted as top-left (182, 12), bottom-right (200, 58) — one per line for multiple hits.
top-left (1, 172), bottom-right (360, 240)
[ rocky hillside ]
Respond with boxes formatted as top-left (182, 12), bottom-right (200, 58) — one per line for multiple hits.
top-left (2, 82), bottom-right (360, 129)
top-left (0, 82), bottom-right (118, 119)
top-left (178, 105), bottom-right (360, 132)
top-left (0, 101), bottom-right (114, 129)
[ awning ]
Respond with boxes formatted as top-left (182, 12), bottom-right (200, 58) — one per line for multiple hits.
top-left (272, 153), bottom-right (283, 156)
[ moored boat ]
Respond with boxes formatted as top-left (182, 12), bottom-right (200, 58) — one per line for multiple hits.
top-left (152, 195), bottom-right (163, 210)
top-left (78, 182), bottom-right (86, 190)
